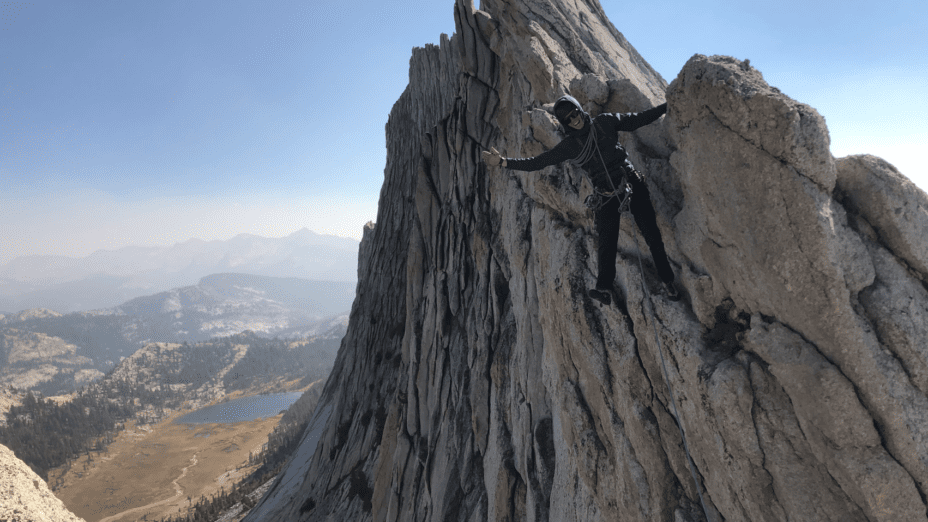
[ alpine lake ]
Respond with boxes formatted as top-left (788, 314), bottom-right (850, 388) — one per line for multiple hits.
top-left (174, 392), bottom-right (304, 425)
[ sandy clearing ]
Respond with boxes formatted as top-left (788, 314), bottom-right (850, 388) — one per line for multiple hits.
top-left (52, 412), bottom-right (281, 522)
top-left (97, 452), bottom-right (199, 522)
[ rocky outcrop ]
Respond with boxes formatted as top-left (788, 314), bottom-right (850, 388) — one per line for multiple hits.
top-left (0, 329), bottom-right (103, 395)
top-left (0, 387), bottom-right (25, 425)
top-left (0, 443), bottom-right (86, 522)
top-left (245, 0), bottom-right (928, 521)
top-left (2, 308), bottom-right (63, 322)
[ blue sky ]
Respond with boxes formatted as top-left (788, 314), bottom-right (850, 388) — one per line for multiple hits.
top-left (1, 0), bottom-right (925, 265)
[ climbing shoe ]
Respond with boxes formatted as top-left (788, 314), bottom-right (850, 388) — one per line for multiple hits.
top-left (662, 281), bottom-right (681, 302)
top-left (588, 287), bottom-right (612, 306)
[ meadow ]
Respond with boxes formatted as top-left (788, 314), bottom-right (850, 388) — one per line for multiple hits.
top-left (51, 411), bottom-right (282, 522)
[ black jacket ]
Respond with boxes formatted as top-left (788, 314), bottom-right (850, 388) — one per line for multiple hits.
top-left (506, 96), bottom-right (667, 192)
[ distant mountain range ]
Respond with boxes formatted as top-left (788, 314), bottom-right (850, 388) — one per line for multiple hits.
top-left (0, 273), bottom-right (354, 396)
top-left (0, 228), bottom-right (359, 313)
top-left (116, 272), bottom-right (354, 339)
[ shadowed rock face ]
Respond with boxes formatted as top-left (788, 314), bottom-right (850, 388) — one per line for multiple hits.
top-left (244, 1), bottom-right (928, 521)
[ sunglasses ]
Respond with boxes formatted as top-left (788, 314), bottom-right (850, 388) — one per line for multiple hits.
top-left (562, 108), bottom-right (581, 121)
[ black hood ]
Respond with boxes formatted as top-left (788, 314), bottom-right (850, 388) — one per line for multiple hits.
top-left (553, 95), bottom-right (590, 135)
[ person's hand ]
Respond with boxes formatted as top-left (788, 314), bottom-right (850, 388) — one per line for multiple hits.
top-left (481, 147), bottom-right (505, 167)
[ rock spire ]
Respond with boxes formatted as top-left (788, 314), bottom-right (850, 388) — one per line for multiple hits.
top-left (245, 0), bottom-right (928, 520)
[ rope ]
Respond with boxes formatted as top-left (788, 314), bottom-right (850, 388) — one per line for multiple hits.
top-left (583, 115), bottom-right (714, 521)
top-left (585, 121), bottom-right (632, 212)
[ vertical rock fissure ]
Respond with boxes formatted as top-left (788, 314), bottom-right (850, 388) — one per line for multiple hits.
top-left (855, 288), bottom-right (923, 402)
top-left (747, 369), bottom-right (786, 517)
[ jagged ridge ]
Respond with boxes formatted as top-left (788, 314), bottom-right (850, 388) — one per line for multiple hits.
top-left (245, 1), bottom-right (928, 521)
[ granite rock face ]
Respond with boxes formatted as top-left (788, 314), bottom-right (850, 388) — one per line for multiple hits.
top-left (0, 443), bottom-right (86, 522)
top-left (244, 1), bottom-right (928, 521)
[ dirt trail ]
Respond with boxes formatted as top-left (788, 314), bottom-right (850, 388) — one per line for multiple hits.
top-left (97, 452), bottom-right (199, 522)
top-left (53, 408), bottom-right (287, 522)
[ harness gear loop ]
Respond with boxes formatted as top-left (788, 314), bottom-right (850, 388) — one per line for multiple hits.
top-left (583, 114), bottom-right (715, 522)
top-left (577, 119), bottom-right (632, 213)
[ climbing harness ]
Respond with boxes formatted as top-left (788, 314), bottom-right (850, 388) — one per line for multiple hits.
top-left (584, 184), bottom-right (632, 213)
top-left (585, 119), bottom-right (715, 522)
top-left (580, 120), bottom-right (633, 214)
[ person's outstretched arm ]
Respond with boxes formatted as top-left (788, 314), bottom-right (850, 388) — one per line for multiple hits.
top-left (482, 139), bottom-right (579, 172)
top-left (610, 102), bottom-right (667, 133)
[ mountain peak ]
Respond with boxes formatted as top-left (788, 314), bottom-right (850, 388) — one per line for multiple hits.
top-left (10, 308), bottom-right (62, 321)
top-left (288, 227), bottom-right (319, 238)
top-left (256, 2), bottom-right (928, 521)
top-left (286, 227), bottom-right (359, 249)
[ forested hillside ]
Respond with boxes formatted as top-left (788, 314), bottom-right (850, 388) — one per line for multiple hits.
top-left (0, 388), bottom-right (135, 479)
top-left (0, 330), bottom-right (339, 480)
top-left (0, 273), bottom-right (351, 395)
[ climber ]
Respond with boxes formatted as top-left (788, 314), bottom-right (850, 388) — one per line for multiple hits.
top-left (481, 95), bottom-right (679, 306)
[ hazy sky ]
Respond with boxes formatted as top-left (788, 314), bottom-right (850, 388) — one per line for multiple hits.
top-left (2, 0), bottom-right (926, 265)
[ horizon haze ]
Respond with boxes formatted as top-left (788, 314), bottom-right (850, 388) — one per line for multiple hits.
top-left (0, 227), bottom-right (360, 313)
top-left (2, 0), bottom-right (925, 266)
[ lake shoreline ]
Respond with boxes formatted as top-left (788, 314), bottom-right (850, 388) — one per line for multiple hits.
top-left (173, 392), bottom-right (304, 425)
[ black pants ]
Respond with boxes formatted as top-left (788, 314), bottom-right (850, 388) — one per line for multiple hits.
top-left (594, 174), bottom-right (674, 289)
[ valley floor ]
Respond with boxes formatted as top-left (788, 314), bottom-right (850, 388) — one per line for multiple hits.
top-left (50, 411), bottom-right (281, 522)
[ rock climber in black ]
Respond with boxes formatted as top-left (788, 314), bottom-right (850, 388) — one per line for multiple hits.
top-left (482, 95), bottom-right (679, 305)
